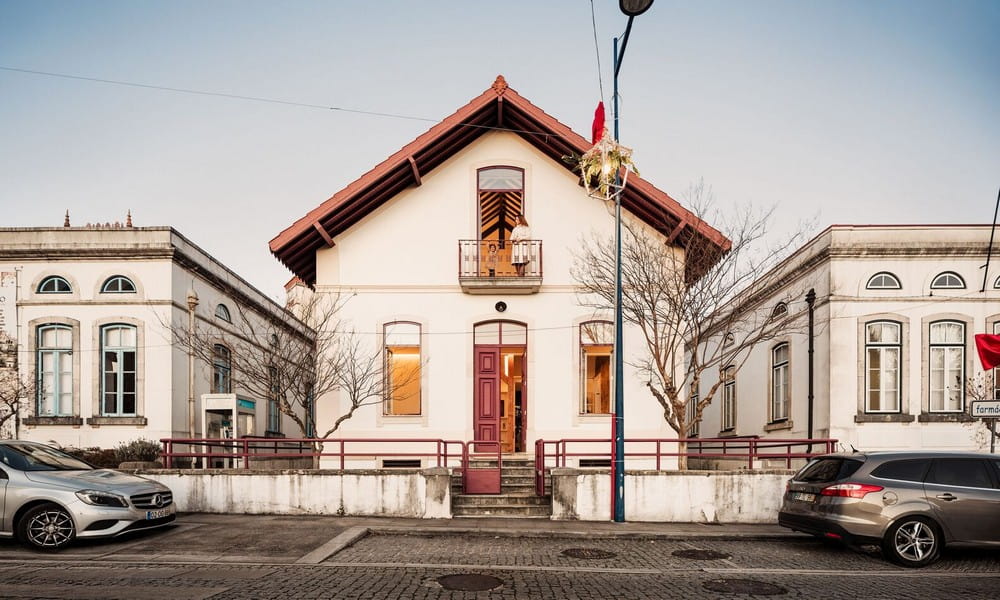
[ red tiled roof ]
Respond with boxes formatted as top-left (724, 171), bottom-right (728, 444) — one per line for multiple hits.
top-left (270, 76), bottom-right (731, 285)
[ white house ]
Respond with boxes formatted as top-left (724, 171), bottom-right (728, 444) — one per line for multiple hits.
top-left (694, 224), bottom-right (1000, 453)
top-left (270, 76), bottom-right (730, 466)
top-left (0, 222), bottom-right (308, 449)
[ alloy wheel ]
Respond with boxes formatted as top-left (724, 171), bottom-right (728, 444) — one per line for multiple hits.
top-left (25, 508), bottom-right (76, 549)
top-left (893, 520), bottom-right (936, 562)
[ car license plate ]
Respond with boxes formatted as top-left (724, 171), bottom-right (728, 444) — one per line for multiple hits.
top-left (146, 508), bottom-right (170, 520)
top-left (792, 492), bottom-right (816, 503)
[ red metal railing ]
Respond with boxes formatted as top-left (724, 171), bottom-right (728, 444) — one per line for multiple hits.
top-left (160, 437), bottom-right (464, 471)
top-left (534, 437), bottom-right (838, 495)
top-left (458, 239), bottom-right (542, 278)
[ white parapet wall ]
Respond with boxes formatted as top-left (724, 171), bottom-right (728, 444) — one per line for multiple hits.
top-left (551, 468), bottom-right (794, 523)
top-left (140, 467), bottom-right (452, 519)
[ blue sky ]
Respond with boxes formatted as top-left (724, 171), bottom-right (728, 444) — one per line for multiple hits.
top-left (1, 0), bottom-right (997, 299)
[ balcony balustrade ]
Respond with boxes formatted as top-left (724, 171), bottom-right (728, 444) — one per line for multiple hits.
top-left (458, 239), bottom-right (542, 294)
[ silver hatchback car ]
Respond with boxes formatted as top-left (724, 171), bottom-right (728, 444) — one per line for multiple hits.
top-left (779, 451), bottom-right (1000, 567)
top-left (0, 440), bottom-right (175, 550)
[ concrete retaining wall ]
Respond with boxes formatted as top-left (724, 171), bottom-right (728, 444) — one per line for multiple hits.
top-left (140, 467), bottom-right (451, 518)
top-left (550, 468), bottom-right (794, 523)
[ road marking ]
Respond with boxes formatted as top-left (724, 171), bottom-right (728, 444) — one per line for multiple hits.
top-left (324, 561), bottom-right (663, 574)
top-left (296, 526), bottom-right (369, 564)
top-left (703, 568), bottom-right (1000, 578)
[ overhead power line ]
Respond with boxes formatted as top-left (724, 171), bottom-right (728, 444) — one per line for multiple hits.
top-left (0, 65), bottom-right (578, 140)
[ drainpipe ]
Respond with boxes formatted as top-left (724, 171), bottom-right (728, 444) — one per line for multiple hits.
top-left (805, 288), bottom-right (816, 448)
top-left (186, 288), bottom-right (199, 438)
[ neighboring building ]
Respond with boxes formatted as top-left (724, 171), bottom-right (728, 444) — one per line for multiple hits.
top-left (270, 76), bottom-right (730, 464)
top-left (0, 223), bottom-right (308, 449)
top-left (695, 224), bottom-right (1000, 453)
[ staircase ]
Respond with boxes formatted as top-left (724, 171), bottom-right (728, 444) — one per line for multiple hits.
top-left (452, 454), bottom-right (551, 518)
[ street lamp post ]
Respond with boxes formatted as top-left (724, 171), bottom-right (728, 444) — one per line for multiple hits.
top-left (611, 0), bottom-right (653, 524)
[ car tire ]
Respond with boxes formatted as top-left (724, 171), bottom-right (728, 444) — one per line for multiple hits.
top-left (882, 516), bottom-right (941, 568)
top-left (17, 503), bottom-right (77, 551)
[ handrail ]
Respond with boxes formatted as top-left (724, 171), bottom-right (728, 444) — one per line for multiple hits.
top-left (533, 437), bottom-right (838, 494)
top-left (159, 437), bottom-right (465, 470)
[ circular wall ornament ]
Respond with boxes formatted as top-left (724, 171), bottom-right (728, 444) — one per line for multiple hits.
top-left (495, 301), bottom-right (507, 313)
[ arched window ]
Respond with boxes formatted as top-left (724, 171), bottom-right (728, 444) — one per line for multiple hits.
top-left (101, 324), bottom-right (137, 416)
top-left (770, 343), bottom-right (789, 422)
top-left (929, 321), bottom-right (964, 412)
top-left (931, 272), bottom-right (965, 290)
top-left (580, 321), bottom-right (613, 415)
top-left (383, 322), bottom-right (421, 415)
top-left (866, 272), bottom-right (901, 290)
top-left (215, 304), bottom-right (232, 323)
top-left (477, 166), bottom-right (524, 243)
top-left (994, 275), bottom-right (1000, 289)
top-left (721, 366), bottom-right (737, 431)
top-left (865, 321), bottom-right (901, 413)
top-left (36, 324), bottom-right (73, 416)
top-left (213, 344), bottom-right (232, 394)
top-left (473, 320), bottom-right (527, 345)
top-left (37, 276), bottom-right (71, 294)
top-left (771, 302), bottom-right (788, 319)
top-left (101, 275), bottom-right (136, 293)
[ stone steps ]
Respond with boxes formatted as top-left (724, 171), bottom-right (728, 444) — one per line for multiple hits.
top-left (450, 456), bottom-right (551, 518)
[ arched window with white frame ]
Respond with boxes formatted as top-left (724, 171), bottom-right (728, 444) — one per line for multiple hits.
top-left (36, 324), bottom-right (73, 416)
top-left (929, 320), bottom-right (965, 412)
top-left (931, 272), bottom-right (965, 290)
top-left (383, 322), bottom-right (421, 416)
top-left (580, 321), bottom-right (613, 415)
top-left (101, 324), bottom-right (137, 416)
top-left (770, 343), bottom-right (789, 422)
top-left (866, 272), bottom-right (901, 290)
top-left (865, 321), bottom-right (901, 413)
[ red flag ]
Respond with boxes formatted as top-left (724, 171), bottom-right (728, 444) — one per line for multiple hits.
top-left (591, 101), bottom-right (605, 144)
top-left (975, 334), bottom-right (1000, 370)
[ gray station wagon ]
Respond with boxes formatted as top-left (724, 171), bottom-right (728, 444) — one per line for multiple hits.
top-left (0, 440), bottom-right (175, 550)
top-left (779, 451), bottom-right (1000, 567)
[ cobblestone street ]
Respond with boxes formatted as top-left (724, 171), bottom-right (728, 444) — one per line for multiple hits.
top-left (1, 520), bottom-right (998, 599)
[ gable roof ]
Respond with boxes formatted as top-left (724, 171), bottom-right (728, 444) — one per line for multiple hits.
top-left (270, 76), bottom-right (731, 285)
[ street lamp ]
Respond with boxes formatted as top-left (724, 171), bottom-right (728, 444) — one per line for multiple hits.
top-left (612, 0), bottom-right (653, 524)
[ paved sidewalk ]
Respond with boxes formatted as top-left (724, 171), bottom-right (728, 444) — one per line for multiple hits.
top-left (0, 513), bottom-right (806, 565)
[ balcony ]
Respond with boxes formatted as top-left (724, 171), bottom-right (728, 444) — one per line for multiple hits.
top-left (458, 239), bottom-right (542, 294)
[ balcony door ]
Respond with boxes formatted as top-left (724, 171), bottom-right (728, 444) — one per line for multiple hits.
top-left (478, 166), bottom-right (524, 244)
top-left (473, 320), bottom-right (527, 454)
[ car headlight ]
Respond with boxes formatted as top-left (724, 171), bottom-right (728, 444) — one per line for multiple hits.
top-left (75, 489), bottom-right (129, 508)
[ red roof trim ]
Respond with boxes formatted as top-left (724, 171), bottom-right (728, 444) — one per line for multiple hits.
top-left (271, 76), bottom-right (731, 284)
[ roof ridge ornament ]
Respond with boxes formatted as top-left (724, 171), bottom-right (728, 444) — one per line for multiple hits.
top-left (491, 75), bottom-right (508, 96)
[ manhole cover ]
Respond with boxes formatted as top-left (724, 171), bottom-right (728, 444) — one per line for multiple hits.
top-left (702, 579), bottom-right (787, 595)
top-left (436, 574), bottom-right (503, 592)
top-left (561, 547), bottom-right (618, 559)
top-left (672, 549), bottom-right (732, 560)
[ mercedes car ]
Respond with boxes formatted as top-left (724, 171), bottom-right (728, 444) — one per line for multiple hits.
top-left (0, 440), bottom-right (175, 550)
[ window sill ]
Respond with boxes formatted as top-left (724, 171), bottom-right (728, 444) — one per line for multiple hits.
top-left (917, 412), bottom-right (975, 423)
top-left (717, 429), bottom-right (739, 438)
top-left (764, 420), bottom-right (793, 432)
top-left (23, 416), bottom-right (84, 427)
top-left (86, 416), bottom-right (148, 426)
top-left (380, 415), bottom-right (424, 422)
top-left (854, 413), bottom-right (915, 423)
top-left (263, 431), bottom-right (285, 439)
top-left (578, 413), bottom-right (612, 419)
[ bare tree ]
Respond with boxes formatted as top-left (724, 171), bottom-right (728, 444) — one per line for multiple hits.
top-left (965, 371), bottom-right (998, 452)
top-left (0, 369), bottom-right (32, 439)
top-left (170, 291), bottom-right (419, 466)
top-left (572, 181), bottom-right (814, 469)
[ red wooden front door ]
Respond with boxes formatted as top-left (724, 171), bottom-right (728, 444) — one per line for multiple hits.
top-left (474, 347), bottom-right (500, 443)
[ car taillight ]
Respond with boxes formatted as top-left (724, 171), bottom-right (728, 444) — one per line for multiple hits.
top-left (821, 483), bottom-right (883, 499)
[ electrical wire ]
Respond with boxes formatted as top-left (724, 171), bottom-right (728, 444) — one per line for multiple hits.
top-left (0, 65), bottom-right (579, 141)
top-left (589, 0), bottom-right (606, 106)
